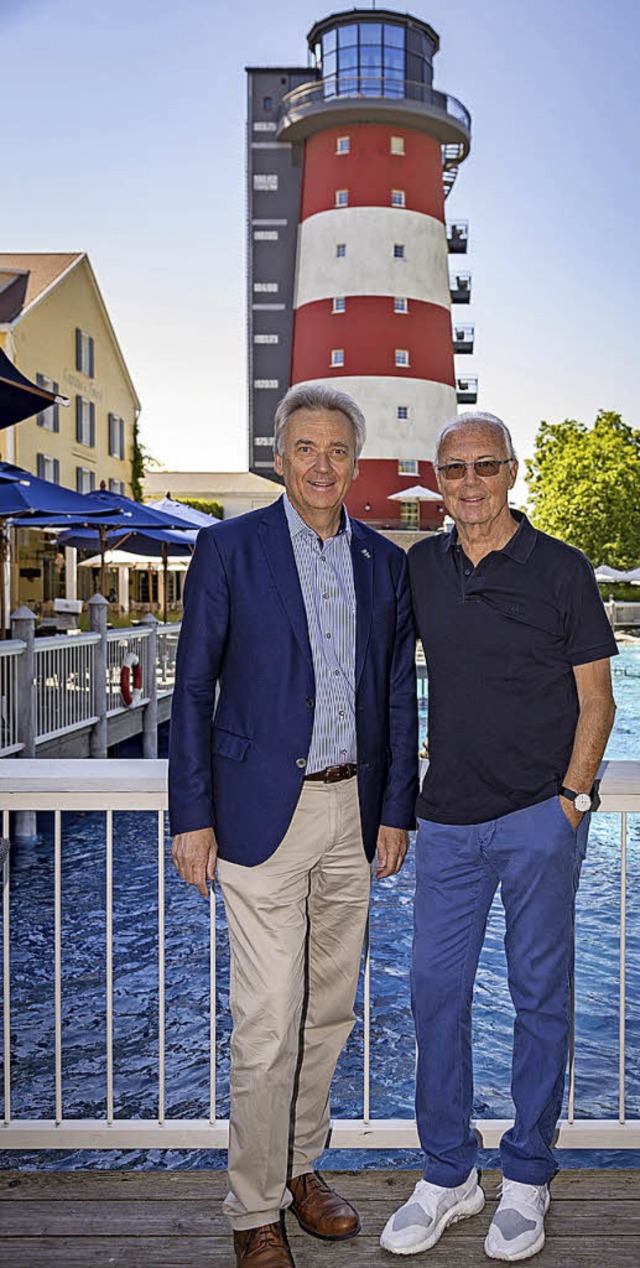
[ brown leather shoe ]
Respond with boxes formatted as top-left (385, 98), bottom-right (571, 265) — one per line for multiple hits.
top-left (289, 1171), bottom-right (361, 1241)
top-left (233, 1220), bottom-right (295, 1266)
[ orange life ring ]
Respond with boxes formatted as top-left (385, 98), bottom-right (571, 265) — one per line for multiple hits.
top-left (120, 652), bottom-right (143, 707)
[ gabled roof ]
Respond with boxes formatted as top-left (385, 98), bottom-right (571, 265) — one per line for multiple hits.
top-left (0, 252), bottom-right (140, 410)
top-left (0, 253), bottom-right (83, 321)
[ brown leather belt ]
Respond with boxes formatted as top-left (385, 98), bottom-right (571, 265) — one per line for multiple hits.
top-left (304, 763), bottom-right (357, 784)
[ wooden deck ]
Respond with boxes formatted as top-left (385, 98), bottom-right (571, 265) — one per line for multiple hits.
top-left (0, 1168), bottom-right (638, 1266)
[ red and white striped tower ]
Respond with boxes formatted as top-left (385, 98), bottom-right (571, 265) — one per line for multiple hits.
top-left (276, 10), bottom-right (472, 530)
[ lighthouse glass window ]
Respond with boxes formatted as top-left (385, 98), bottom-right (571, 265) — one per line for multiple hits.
top-left (325, 20), bottom-right (407, 99)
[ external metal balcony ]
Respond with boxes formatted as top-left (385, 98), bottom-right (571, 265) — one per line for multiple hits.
top-left (447, 221), bottom-right (468, 253)
top-left (453, 324), bottom-right (474, 354)
top-left (450, 272), bottom-right (471, 304)
top-left (456, 375), bottom-right (478, 404)
top-left (276, 75), bottom-right (471, 155)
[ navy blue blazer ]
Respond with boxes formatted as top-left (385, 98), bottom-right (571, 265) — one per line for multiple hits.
top-left (168, 496), bottom-right (418, 865)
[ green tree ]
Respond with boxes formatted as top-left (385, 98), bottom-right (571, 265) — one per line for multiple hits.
top-left (526, 411), bottom-right (640, 567)
top-left (130, 419), bottom-right (153, 502)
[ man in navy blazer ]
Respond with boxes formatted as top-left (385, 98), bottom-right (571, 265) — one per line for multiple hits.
top-left (170, 383), bottom-right (418, 1267)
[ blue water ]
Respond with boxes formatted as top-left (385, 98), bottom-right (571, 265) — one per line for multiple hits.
top-left (0, 647), bottom-right (638, 1172)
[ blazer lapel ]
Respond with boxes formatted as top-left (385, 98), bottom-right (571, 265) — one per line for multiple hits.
top-left (350, 521), bottom-right (374, 689)
top-left (259, 499), bottom-right (313, 667)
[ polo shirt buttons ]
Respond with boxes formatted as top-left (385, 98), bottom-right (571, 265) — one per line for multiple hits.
top-left (306, 697), bottom-right (315, 708)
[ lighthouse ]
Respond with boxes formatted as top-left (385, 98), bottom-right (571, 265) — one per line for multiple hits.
top-left (247, 9), bottom-right (473, 530)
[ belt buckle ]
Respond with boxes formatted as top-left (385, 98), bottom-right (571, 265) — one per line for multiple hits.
top-left (324, 764), bottom-right (343, 783)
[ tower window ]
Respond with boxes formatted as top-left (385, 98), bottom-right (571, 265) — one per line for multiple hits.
top-left (331, 349), bottom-right (345, 367)
top-left (336, 243), bottom-right (347, 257)
top-left (253, 173), bottom-right (278, 191)
top-left (393, 243), bottom-right (405, 258)
top-left (333, 297), bottom-right (346, 313)
top-left (395, 349), bottom-right (410, 367)
top-left (397, 408), bottom-right (410, 422)
top-left (391, 189), bottom-right (406, 208)
top-left (390, 135), bottom-right (405, 155)
top-left (263, 96), bottom-right (273, 110)
top-left (394, 297), bottom-right (408, 313)
top-left (336, 136), bottom-right (350, 154)
top-left (335, 189), bottom-right (349, 207)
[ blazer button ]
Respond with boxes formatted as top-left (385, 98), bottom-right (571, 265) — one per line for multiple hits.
top-left (306, 697), bottom-right (315, 708)
top-left (296, 758), bottom-right (307, 769)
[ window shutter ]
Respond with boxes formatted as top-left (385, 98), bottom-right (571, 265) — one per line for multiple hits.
top-left (89, 337), bottom-right (95, 378)
top-left (89, 402), bottom-right (96, 448)
top-left (36, 374), bottom-right (45, 427)
top-left (76, 467), bottom-right (82, 493)
top-left (118, 417), bottom-right (124, 459)
top-left (53, 459), bottom-right (60, 485)
top-left (76, 328), bottom-right (82, 372)
top-left (76, 396), bottom-right (82, 443)
top-left (53, 383), bottom-right (60, 433)
top-left (108, 413), bottom-right (114, 455)
top-left (89, 471), bottom-right (96, 492)
top-left (37, 453), bottom-right (45, 479)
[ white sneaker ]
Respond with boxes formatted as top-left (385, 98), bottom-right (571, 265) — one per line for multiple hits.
top-left (380, 1168), bottom-right (485, 1255)
top-left (484, 1178), bottom-right (550, 1261)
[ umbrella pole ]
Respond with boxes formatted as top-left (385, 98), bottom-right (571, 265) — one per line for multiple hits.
top-left (100, 526), bottom-right (106, 599)
top-left (162, 542), bottom-right (168, 626)
top-left (0, 523), bottom-right (6, 639)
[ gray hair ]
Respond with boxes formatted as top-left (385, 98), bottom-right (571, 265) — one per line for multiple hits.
top-left (435, 411), bottom-right (517, 464)
top-left (273, 383), bottom-right (366, 459)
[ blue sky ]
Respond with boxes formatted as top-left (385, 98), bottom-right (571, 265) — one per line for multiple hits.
top-left (2, 0), bottom-right (639, 487)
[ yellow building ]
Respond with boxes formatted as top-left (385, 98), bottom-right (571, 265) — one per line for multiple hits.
top-left (0, 253), bottom-right (140, 615)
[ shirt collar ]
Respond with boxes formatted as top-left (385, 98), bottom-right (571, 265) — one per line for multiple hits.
top-left (445, 508), bottom-right (536, 563)
top-left (283, 492), bottom-right (352, 543)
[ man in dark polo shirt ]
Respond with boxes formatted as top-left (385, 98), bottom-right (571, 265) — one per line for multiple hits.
top-left (381, 412), bottom-right (617, 1262)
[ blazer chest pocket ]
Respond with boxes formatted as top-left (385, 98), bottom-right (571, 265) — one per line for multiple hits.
top-left (212, 727), bottom-right (251, 762)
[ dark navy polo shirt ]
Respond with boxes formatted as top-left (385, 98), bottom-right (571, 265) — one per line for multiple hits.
top-left (409, 512), bottom-right (618, 825)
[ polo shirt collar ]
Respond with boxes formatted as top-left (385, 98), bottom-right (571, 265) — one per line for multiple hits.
top-left (445, 508), bottom-right (536, 563)
top-left (283, 492), bottom-right (352, 543)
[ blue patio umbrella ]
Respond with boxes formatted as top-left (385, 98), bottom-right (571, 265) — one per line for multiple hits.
top-left (0, 348), bottom-right (69, 428)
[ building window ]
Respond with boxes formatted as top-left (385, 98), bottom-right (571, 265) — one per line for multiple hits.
top-left (397, 407), bottom-right (409, 421)
top-left (76, 467), bottom-right (96, 494)
top-left (335, 189), bottom-right (349, 207)
top-left (254, 333), bottom-right (279, 344)
top-left (393, 243), bottom-right (405, 258)
top-left (391, 189), bottom-right (406, 207)
top-left (36, 454), bottom-right (60, 484)
top-left (398, 458), bottom-right (418, 473)
top-left (332, 297), bottom-right (346, 313)
top-left (331, 349), bottom-right (345, 367)
top-left (253, 229), bottom-right (279, 241)
top-left (336, 243), bottom-right (347, 257)
top-left (253, 121), bottom-right (276, 132)
top-left (253, 173), bottom-right (278, 191)
top-left (75, 396), bottom-right (95, 447)
top-left (394, 297), bottom-right (408, 313)
top-left (390, 135), bottom-right (405, 155)
top-left (109, 478), bottom-right (125, 495)
top-left (75, 329), bottom-right (95, 378)
top-left (36, 374), bottom-right (60, 432)
top-left (336, 135), bottom-right (350, 154)
top-left (400, 501), bottom-right (419, 529)
top-left (262, 96), bottom-right (273, 110)
top-left (395, 349), bottom-right (410, 367)
top-left (254, 436), bottom-right (275, 447)
top-left (253, 282), bottom-right (279, 293)
top-left (254, 379), bottom-right (279, 388)
top-left (108, 413), bottom-right (125, 460)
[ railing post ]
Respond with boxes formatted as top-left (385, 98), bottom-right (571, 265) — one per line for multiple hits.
top-left (141, 613), bottom-right (158, 759)
top-left (88, 594), bottom-right (109, 759)
top-left (11, 606), bottom-right (37, 841)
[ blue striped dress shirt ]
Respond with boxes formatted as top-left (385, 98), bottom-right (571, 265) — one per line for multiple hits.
top-left (283, 494), bottom-right (357, 773)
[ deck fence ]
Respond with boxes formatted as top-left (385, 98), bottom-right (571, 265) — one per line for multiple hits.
top-left (1, 759), bottom-right (638, 1153)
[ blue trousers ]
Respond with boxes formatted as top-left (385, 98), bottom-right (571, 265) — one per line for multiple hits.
top-left (412, 795), bottom-right (589, 1187)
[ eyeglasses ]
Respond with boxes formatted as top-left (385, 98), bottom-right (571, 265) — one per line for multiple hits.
top-left (436, 458), bottom-right (513, 481)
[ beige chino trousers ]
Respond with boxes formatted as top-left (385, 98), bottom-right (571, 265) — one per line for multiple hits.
top-left (217, 777), bottom-right (371, 1231)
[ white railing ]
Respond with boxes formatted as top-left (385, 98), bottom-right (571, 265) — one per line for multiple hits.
top-left (0, 758), bottom-right (638, 1152)
top-left (0, 642), bottom-right (25, 757)
top-left (156, 623), bottom-right (181, 697)
top-left (605, 601), bottom-right (640, 629)
top-left (34, 634), bottom-right (100, 744)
